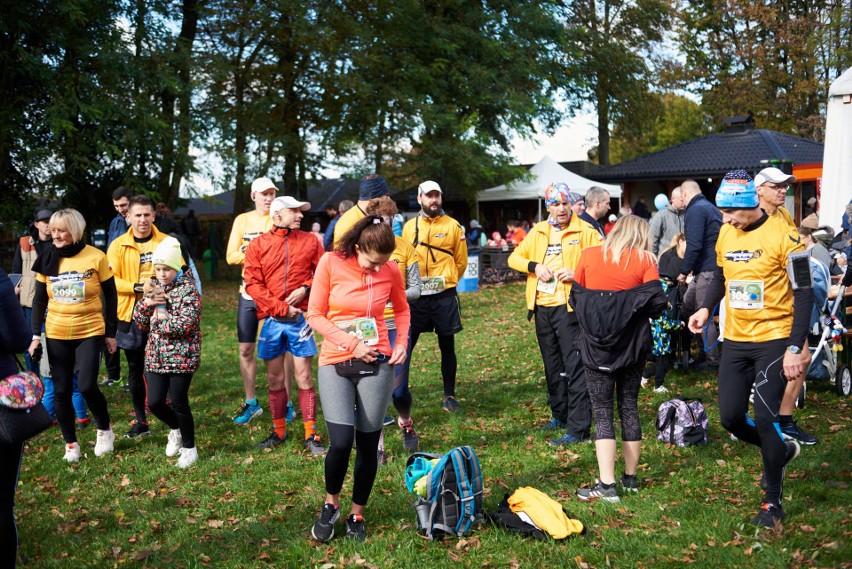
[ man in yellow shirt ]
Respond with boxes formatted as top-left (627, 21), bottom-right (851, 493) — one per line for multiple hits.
top-left (402, 181), bottom-right (467, 411)
top-left (755, 167), bottom-right (817, 446)
top-left (108, 195), bottom-right (178, 438)
top-left (508, 185), bottom-right (602, 446)
top-left (226, 177), bottom-right (277, 425)
top-left (689, 175), bottom-right (813, 528)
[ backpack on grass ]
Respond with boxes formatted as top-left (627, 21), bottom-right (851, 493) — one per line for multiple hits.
top-left (405, 445), bottom-right (483, 540)
top-left (656, 398), bottom-right (709, 447)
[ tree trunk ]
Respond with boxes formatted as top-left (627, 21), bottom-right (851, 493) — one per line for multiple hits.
top-left (597, 83), bottom-right (610, 166)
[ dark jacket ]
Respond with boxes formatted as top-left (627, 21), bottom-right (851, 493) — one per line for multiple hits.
top-left (569, 280), bottom-right (667, 373)
top-left (579, 211), bottom-right (605, 237)
top-left (1, 268), bottom-right (30, 378)
top-left (681, 193), bottom-right (721, 276)
top-left (108, 214), bottom-right (129, 247)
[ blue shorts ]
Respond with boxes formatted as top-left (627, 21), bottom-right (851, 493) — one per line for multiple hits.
top-left (256, 315), bottom-right (318, 360)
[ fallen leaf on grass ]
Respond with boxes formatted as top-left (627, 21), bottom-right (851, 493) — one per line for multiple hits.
top-left (133, 550), bottom-right (151, 561)
top-left (207, 519), bottom-right (225, 528)
top-left (799, 525), bottom-right (816, 533)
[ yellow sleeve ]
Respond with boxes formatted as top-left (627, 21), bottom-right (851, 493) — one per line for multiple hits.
top-left (97, 251), bottom-right (113, 282)
top-left (508, 231), bottom-right (534, 273)
top-left (454, 222), bottom-right (468, 279)
top-left (226, 214), bottom-right (247, 266)
top-left (107, 240), bottom-right (137, 294)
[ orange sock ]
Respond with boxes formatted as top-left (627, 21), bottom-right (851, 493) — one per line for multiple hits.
top-left (273, 418), bottom-right (287, 439)
top-left (303, 420), bottom-right (316, 440)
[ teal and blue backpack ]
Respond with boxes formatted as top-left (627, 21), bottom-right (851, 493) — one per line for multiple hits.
top-left (405, 446), bottom-right (483, 540)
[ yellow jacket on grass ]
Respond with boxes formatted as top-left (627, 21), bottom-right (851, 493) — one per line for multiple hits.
top-left (507, 486), bottom-right (584, 539)
top-left (508, 216), bottom-right (602, 311)
top-left (403, 214), bottom-right (468, 292)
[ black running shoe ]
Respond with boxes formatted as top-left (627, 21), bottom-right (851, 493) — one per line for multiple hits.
top-left (441, 396), bottom-right (460, 413)
top-left (304, 434), bottom-right (325, 456)
top-left (345, 514), bottom-right (367, 541)
top-left (256, 431), bottom-right (286, 450)
top-left (620, 474), bottom-right (639, 494)
top-left (400, 419), bottom-right (419, 452)
top-left (124, 420), bottom-right (150, 439)
top-left (311, 503), bottom-right (340, 542)
top-left (751, 501), bottom-right (784, 528)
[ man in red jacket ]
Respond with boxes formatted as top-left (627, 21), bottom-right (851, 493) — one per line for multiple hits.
top-left (244, 196), bottom-right (325, 455)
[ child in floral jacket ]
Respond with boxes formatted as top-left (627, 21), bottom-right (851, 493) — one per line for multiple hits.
top-left (132, 237), bottom-right (201, 468)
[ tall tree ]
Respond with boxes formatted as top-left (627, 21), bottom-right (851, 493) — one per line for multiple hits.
top-left (562, 0), bottom-right (672, 166)
top-left (676, 0), bottom-right (852, 139)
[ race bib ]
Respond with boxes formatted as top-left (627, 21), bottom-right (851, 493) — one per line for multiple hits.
top-left (336, 317), bottom-right (379, 346)
top-left (536, 277), bottom-right (558, 295)
top-left (52, 280), bottom-right (85, 304)
top-left (727, 280), bottom-right (764, 309)
top-left (421, 275), bottom-right (446, 295)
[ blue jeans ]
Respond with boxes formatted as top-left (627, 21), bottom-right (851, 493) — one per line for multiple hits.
top-left (42, 371), bottom-right (89, 420)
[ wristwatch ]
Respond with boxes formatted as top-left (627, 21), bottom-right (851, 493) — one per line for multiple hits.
top-left (787, 345), bottom-right (802, 354)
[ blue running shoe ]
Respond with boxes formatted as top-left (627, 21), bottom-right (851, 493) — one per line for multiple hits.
top-left (233, 402), bottom-right (263, 425)
top-left (548, 432), bottom-right (588, 446)
top-left (286, 401), bottom-right (295, 424)
top-left (541, 417), bottom-right (567, 431)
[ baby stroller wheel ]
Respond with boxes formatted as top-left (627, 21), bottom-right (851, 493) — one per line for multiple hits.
top-left (836, 365), bottom-right (851, 397)
top-left (796, 382), bottom-right (806, 409)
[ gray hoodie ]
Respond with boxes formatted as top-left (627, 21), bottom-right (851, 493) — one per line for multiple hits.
top-left (649, 204), bottom-right (684, 256)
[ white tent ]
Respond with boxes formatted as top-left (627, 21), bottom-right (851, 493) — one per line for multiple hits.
top-left (478, 155), bottom-right (621, 205)
top-left (820, 66), bottom-right (852, 234)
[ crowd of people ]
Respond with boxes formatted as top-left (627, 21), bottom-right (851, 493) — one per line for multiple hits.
top-left (2, 166), bottom-right (851, 563)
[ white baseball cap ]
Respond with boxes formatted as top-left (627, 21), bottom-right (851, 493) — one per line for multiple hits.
top-left (251, 177), bottom-right (278, 195)
top-left (418, 180), bottom-right (442, 195)
top-left (270, 196), bottom-right (311, 216)
top-left (754, 167), bottom-right (796, 187)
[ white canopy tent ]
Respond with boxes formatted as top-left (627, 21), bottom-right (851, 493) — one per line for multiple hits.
top-left (820, 66), bottom-right (852, 234)
top-left (476, 155), bottom-right (621, 222)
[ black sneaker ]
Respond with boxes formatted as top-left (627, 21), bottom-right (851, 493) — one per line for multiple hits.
top-left (780, 421), bottom-right (818, 445)
top-left (441, 396), bottom-right (460, 413)
top-left (383, 415), bottom-right (395, 427)
top-left (620, 474), bottom-right (639, 493)
top-left (751, 502), bottom-right (785, 528)
top-left (311, 503), bottom-right (340, 542)
top-left (257, 431), bottom-right (286, 450)
top-left (760, 439), bottom-right (800, 491)
top-left (345, 514), bottom-right (367, 541)
top-left (400, 419), bottom-right (419, 452)
top-left (575, 480), bottom-right (619, 503)
top-left (124, 420), bottom-right (150, 439)
top-left (304, 434), bottom-right (325, 456)
top-left (101, 376), bottom-right (121, 387)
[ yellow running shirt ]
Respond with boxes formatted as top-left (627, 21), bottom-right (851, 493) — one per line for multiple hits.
top-left (384, 236), bottom-right (418, 325)
top-left (536, 226), bottom-right (568, 307)
top-left (227, 211), bottom-right (273, 294)
top-left (716, 215), bottom-right (805, 343)
top-left (36, 245), bottom-right (113, 340)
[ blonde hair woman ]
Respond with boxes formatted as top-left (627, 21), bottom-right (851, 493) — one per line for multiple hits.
top-left (568, 215), bottom-right (667, 501)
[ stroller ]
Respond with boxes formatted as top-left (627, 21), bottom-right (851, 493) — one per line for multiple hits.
top-left (801, 258), bottom-right (850, 404)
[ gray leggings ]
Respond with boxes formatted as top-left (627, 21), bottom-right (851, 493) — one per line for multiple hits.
top-left (318, 363), bottom-right (394, 504)
top-left (317, 363), bottom-right (394, 432)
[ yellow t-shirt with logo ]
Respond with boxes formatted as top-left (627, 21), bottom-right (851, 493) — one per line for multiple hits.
top-left (716, 215), bottom-right (805, 343)
top-left (136, 238), bottom-right (158, 287)
top-left (226, 211), bottom-right (273, 294)
top-left (36, 245), bottom-right (113, 340)
top-left (536, 226), bottom-right (568, 307)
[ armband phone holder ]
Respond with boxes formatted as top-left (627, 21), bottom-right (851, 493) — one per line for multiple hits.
top-left (787, 251), bottom-right (812, 290)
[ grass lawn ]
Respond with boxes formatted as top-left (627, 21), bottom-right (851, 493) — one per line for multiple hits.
top-left (14, 279), bottom-right (852, 568)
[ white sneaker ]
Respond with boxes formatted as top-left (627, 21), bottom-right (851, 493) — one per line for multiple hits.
top-left (64, 442), bottom-right (82, 463)
top-left (653, 385), bottom-right (669, 394)
top-left (94, 429), bottom-right (115, 457)
top-left (176, 447), bottom-right (198, 469)
top-left (166, 429), bottom-right (183, 457)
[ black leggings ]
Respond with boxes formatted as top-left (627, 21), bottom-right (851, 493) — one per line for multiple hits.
top-left (146, 372), bottom-right (195, 448)
top-left (718, 339), bottom-right (788, 504)
top-left (124, 348), bottom-right (148, 424)
top-left (0, 441), bottom-right (23, 569)
top-left (324, 423), bottom-right (381, 506)
top-left (408, 332), bottom-right (457, 397)
top-left (46, 336), bottom-right (111, 443)
top-left (585, 363), bottom-right (643, 441)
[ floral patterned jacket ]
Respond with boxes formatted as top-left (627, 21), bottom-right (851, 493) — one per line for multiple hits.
top-left (132, 271), bottom-right (201, 374)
